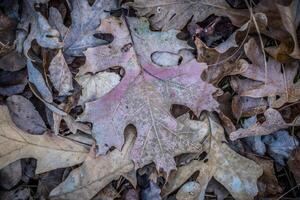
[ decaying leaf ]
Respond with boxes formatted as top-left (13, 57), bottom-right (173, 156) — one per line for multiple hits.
top-left (7, 95), bottom-right (46, 135)
top-left (16, 0), bottom-right (62, 57)
top-left (0, 160), bottom-right (22, 190)
top-left (0, 51), bottom-right (26, 72)
top-left (49, 129), bottom-right (135, 200)
top-left (230, 108), bottom-right (300, 140)
top-left (49, 50), bottom-right (73, 96)
top-left (163, 115), bottom-right (263, 200)
top-left (231, 95), bottom-right (268, 119)
top-left (27, 59), bottom-right (53, 103)
top-left (288, 148), bottom-right (300, 184)
top-left (0, 69), bottom-right (27, 96)
top-left (76, 72), bottom-right (120, 105)
top-left (62, 0), bottom-right (116, 56)
top-left (246, 155), bottom-right (283, 197)
top-left (231, 38), bottom-right (300, 108)
top-left (79, 17), bottom-right (218, 174)
top-left (124, 0), bottom-right (247, 31)
top-left (0, 105), bottom-right (88, 174)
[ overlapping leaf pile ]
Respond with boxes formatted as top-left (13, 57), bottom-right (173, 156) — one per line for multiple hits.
top-left (0, 0), bottom-right (299, 199)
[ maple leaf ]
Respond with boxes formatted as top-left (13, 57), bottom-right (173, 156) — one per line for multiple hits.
top-left (79, 17), bottom-right (218, 173)
top-left (230, 108), bottom-right (300, 140)
top-left (124, 0), bottom-right (247, 31)
top-left (0, 105), bottom-right (88, 174)
top-left (230, 38), bottom-right (300, 108)
top-left (162, 115), bottom-right (263, 200)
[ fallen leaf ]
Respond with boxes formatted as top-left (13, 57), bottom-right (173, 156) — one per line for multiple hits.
top-left (0, 186), bottom-right (31, 200)
top-left (76, 72), bottom-right (120, 105)
top-left (0, 160), bottom-right (22, 190)
top-left (27, 59), bottom-right (53, 103)
top-left (162, 115), bottom-right (263, 200)
top-left (7, 95), bottom-right (46, 135)
top-left (288, 148), bottom-right (300, 184)
top-left (62, 0), bottom-right (116, 56)
top-left (0, 105), bottom-right (88, 174)
top-left (176, 181), bottom-right (201, 200)
top-left (92, 184), bottom-right (120, 200)
top-left (246, 155), bottom-right (283, 197)
top-left (206, 179), bottom-right (230, 200)
top-left (36, 168), bottom-right (66, 198)
top-left (79, 17), bottom-right (218, 174)
top-left (49, 50), bottom-right (73, 96)
top-left (16, 0), bottom-right (62, 57)
top-left (232, 95), bottom-right (268, 119)
top-left (230, 38), bottom-right (300, 108)
top-left (0, 69), bottom-right (27, 96)
top-left (49, 128), bottom-right (135, 200)
top-left (0, 51), bottom-right (26, 71)
top-left (230, 108), bottom-right (300, 140)
top-left (124, 0), bottom-right (247, 31)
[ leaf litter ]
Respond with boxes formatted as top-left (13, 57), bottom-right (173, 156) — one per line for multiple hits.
top-left (0, 0), bottom-right (300, 199)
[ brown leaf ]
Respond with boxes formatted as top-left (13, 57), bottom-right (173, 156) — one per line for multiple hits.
top-left (124, 0), bottom-right (247, 31)
top-left (0, 160), bottom-right (22, 190)
top-left (230, 108), bottom-right (300, 140)
top-left (162, 116), bottom-right (263, 200)
top-left (0, 105), bottom-right (88, 174)
top-left (49, 50), bottom-right (73, 96)
top-left (7, 95), bottom-right (46, 135)
top-left (232, 95), bottom-right (268, 119)
top-left (0, 51), bottom-right (26, 72)
top-left (49, 128), bottom-right (136, 200)
top-left (0, 69), bottom-right (27, 96)
top-left (246, 155), bottom-right (283, 197)
top-left (230, 38), bottom-right (300, 108)
top-left (288, 148), bottom-right (300, 184)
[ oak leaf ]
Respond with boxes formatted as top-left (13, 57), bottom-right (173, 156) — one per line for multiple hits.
top-left (162, 115), bottom-right (263, 200)
top-left (16, 0), bottom-right (62, 57)
top-left (62, 0), bottom-right (116, 56)
top-left (230, 38), bottom-right (300, 108)
top-left (0, 105), bottom-right (88, 174)
top-left (230, 108), bottom-right (300, 140)
top-left (124, 0), bottom-right (247, 31)
top-left (49, 129), bottom-right (136, 200)
top-left (79, 17), bottom-right (218, 173)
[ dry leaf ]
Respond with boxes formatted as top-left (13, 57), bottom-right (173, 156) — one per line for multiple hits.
top-left (0, 160), bottom-right (22, 190)
top-left (79, 17), bottom-right (218, 174)
top-left (0, 69), bottom-right (27, 96)
top-left (7, 95), bottom-right (46, 135)
top-left (62, 0), bottom-right (116, 56)
top-left (49, 129), bottom-right (135, 200)
top-left (288, 148), bottom-right (300, 184)
top-left (124, 0), bottom-right (247, 31)
top-left (0, 105), bottom-right (88, 174)
top-left (163, 115), bottom-right (263, 200)
top-left (49, 50), bottom-right (73, 96)
top-left (230, 108), bottom-right (300, 140)
top-left (27, 59), bottom-right (53, 103)
top-left (76, 72), bottom-right (120, 105)
top-left (230, 38), bottom-right (300, 108)
top-left (16, 0), bottom-right (62, 57)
